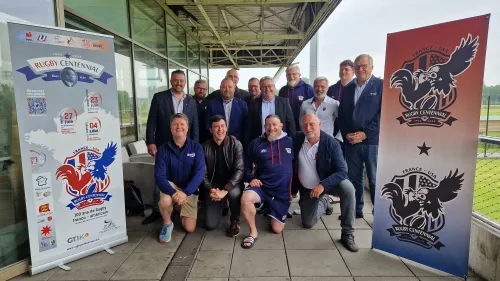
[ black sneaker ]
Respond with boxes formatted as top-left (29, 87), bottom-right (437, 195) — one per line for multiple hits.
top-left (142, 210), bottom-right (161, 224)
top-left (356, 213), bottom-right (364, 219)
top-left (323, 195), bottom-right (333, 215)
top-left (341, 234), bottom-right (359, 252)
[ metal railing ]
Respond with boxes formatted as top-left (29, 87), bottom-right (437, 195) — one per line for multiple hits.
top-left (473, 135), bottom-right (500, 230)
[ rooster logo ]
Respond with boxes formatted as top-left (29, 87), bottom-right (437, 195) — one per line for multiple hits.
top-left (381, 169), bottom-right (463, 249)
top-left (390, 34), bottom-right (479, 127)
top-left (56, 142), bottom-right (117, 209)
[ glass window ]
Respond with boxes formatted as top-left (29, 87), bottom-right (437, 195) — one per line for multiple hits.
top-left (200, 49), bottom-right (209, 78)
top-left (169, 61), bottom-right (187, 93)
top-left (130, 0), bottom-right (166, 55)
top-left (134, 46), bottom-right (169, 140)
top-left (188, 71), bottom-right (200, 96)
top-left (0, 22), bottom-right (30, 269)
top-left (65, 12), bottom-right (137, 145)
top-left (65, 0), bottom-right (129, 36)
top-left (166, 14), bottom-right (186, 66)
top-left (187, 36), bottom-right (200, 74)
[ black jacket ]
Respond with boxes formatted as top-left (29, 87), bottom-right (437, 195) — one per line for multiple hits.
top-left (202, 135), bottom-right (244, 192)
top-left (207, 87), bottom-right (250, 101)
top-left (245, 96), bottom-right (296, 146)
top-left (294, 131), bottom-right (348, 194)
top-left (146, 89), bottom-right (199, 146)
top-left (196, 98), bottom-right (210, 144)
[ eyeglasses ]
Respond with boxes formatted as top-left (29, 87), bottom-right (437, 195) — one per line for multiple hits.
top-left (195, 87), bottom-right (207, 91)
top-left (354, 64), bottom-right (369, 70)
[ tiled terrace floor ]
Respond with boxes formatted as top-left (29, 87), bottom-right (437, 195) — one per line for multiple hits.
top-left (10, 195), bottom-right (484, 281)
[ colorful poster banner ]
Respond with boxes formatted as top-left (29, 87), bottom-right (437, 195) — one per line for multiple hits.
top-left (372, 14), bottom-right (490, 278)
top-left (7, 22), bottom-right (127, 275)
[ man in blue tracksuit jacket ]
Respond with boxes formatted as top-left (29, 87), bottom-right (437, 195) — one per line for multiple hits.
top-left (337, 54), bottom-right (383, 218)
top-left (206, 78), bottom-right (248, 143)
top-left (154, 113), bottom-right (205, 243)
top-left (240, 114), bottom-right (294, 249)
top-left (278, 65), bottom-right (314, 131)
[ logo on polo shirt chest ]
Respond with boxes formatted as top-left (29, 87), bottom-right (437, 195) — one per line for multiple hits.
top-left (285, 148), bottom-right (291, 154)
top-left (187, 153), bottom-right (195, 157)
top-left (260, 149), bottom-right (267, 153)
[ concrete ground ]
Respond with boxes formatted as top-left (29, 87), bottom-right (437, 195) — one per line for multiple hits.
top-left (11, 194), bottom-right (484, 281)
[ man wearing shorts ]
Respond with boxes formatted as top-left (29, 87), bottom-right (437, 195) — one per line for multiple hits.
top-left (154, 113), bottom-right (205, 243)
top-left (240, 114), bottom-right (294, 249)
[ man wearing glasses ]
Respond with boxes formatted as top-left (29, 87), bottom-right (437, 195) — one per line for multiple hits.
top-left (245, 77), bottom-right (261, 105)
top-left (193, 79), bottom-right (210, 144)
top-left (337, 54), bottom-right (383, 219)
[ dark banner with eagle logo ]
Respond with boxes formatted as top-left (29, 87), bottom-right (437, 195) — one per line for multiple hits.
top-left (372, 14), bottom-right (490, 278)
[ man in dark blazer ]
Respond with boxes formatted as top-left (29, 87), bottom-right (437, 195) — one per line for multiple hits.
top-left (337, 54), bottom-right (383, 219)
top-left (206, 78), bottom-right (248, 143)
top-left (207, 68), bottom-right (250, 101)
top-left (144, 69), bottom-right (199, 224)
top-left (245, 76), bottom-right (295, 146)
top-left (193, 79), bottom-right (210, 144)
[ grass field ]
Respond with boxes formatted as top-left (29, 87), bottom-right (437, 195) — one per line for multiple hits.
top-left (481, 105), bottom-right (500, 117)
top-left (474, 157), bottom-right (500, 222)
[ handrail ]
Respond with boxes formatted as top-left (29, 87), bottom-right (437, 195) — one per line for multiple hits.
top-left (478, 135), bottom-right (500, 145)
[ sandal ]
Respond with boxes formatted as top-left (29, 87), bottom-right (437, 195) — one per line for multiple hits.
top-left (241, 236), bottom-right (258, 249)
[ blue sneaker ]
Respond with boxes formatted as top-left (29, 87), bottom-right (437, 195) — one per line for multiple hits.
top-left (159, 222), bottom-right (173, 243)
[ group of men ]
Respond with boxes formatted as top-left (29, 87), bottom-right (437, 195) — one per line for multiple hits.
top-left (144, 53), bottom-right (383, 252)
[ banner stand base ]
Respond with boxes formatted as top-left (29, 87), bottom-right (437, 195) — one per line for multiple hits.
top-left (104, 248), bottom-right (115, 255)
top-left (30, 236), bottom-right (128, 276)
top-left (58, 264), bottom-right (71, 271)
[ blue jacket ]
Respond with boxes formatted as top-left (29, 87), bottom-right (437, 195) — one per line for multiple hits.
top-left (294, 131), bottom-right (348, 193)
top-left (206, 97), bottom-right (248, 142)
top-left (327, 79), bottom-right (354, 101)
top-left (279, 80), bottom-right (314, 131)
top-left (245, 132), bottom-right (294, 201)
top-left (338, 76), bottom-right (383, 146)
top-left (154, 138), bottom-right (205, 196)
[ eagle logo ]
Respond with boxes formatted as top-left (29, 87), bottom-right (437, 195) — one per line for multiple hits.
top-left (381, 169), bottom-right (464, 250)
top-left (390, 34), bottom-right (479, 127)
top-left (56, 142), bottom-right (117, 210)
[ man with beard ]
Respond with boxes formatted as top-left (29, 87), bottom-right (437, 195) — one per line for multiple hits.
top-left (295, 114), bottom-right (358, 252)
top-left (202, 115), bottom-right (244, 236)
top-left (278, 64), bottom-right (314, 132)
top-left (193, 79), bottom-right (210, 144)
top-left (245, 76), bottom-right (295, 146)
top-left (244, 77), bottom-right (261, 105)
top-left (154, 113), bottom-right (205, 242)
top-left (144, 69), bottom-right (199, 224)
top-left (338, 54), bottom-right (383, 218)
top-left (240, 115), bottom-right (294, 249)
top-left (206, 78), bottom-right (248, 142)
top-left (207, 68), bottom-right (250, 101)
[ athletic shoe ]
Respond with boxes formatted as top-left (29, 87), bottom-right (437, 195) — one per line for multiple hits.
top-left (323, 195), bottom-right (333, 215)
top-left (159, 222), bottom-right (174, 243)
top-left (227, 220), bottom-right (240, 237)
top-left (341, 233), bottom-right (359, 252)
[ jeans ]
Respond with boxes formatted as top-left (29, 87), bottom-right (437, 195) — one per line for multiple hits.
top-left (344, 144), bottom-right (378, 215)
top-left (299, 179), bottom-right (355, 235)
top-left (153, 185), bottom-right (161, 212)
top-left (204, 184), bottom-right (243, 230)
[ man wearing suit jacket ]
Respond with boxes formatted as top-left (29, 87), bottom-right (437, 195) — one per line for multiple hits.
top-left (206, 78), bottom-right (248, 142)
top-left (245, 76), bottom-right (296, 146)
top-left (337, 54), bottom-right (383, 219)
top-left (144, 69), bottom-right (199, 224)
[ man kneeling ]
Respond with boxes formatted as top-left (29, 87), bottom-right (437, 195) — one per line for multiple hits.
top-left (154, 113), bottom-right (205, 243)
top-left (202, 115), bottom-right (244, 236)
top-left (241, 114), bottom-right (294, 249)
top-left (296, 114), bottom-right (358, 252)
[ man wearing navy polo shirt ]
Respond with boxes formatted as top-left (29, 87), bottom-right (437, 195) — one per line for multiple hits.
top-left (154, 113), bottom-right (205, 243)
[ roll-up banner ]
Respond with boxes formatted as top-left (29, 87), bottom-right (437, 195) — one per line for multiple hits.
top-left (372, 14), bottom-right (490, 278)
top-left (7, 21), bottom-right (127, 275)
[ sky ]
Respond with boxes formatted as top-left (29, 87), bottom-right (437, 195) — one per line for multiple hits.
top-left (209, 0), bottom-right (500, 91)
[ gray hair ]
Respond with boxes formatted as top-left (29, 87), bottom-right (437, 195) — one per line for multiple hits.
top-left (314, 76), bottom-right (329, 85)
top-left (260, 76), bottom-right (274, 84)
top-left (354, 54), bottom-right (374, 66)
top-left (170, 113), bottom-right (189, 126)
top-left (248, 77), bottom-right (259, 83)
top-left (286, 64), bottom-right (300, 74)
top-left (194, 79), bottom-right (207, 87)
top-left (220, 77), bottom-right (235, 87)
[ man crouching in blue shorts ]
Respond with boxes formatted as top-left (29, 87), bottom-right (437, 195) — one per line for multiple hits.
top-left (240, 114), bottom-right (294, 249)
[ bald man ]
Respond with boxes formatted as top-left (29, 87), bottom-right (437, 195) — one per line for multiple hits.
top-left (295, 114), bottom-right (358, 252)
top-left (207, 69), bottom-right (250, 101)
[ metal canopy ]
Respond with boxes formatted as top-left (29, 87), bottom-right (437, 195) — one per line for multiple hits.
top-left (155, 0), bottom-right (341, 68)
